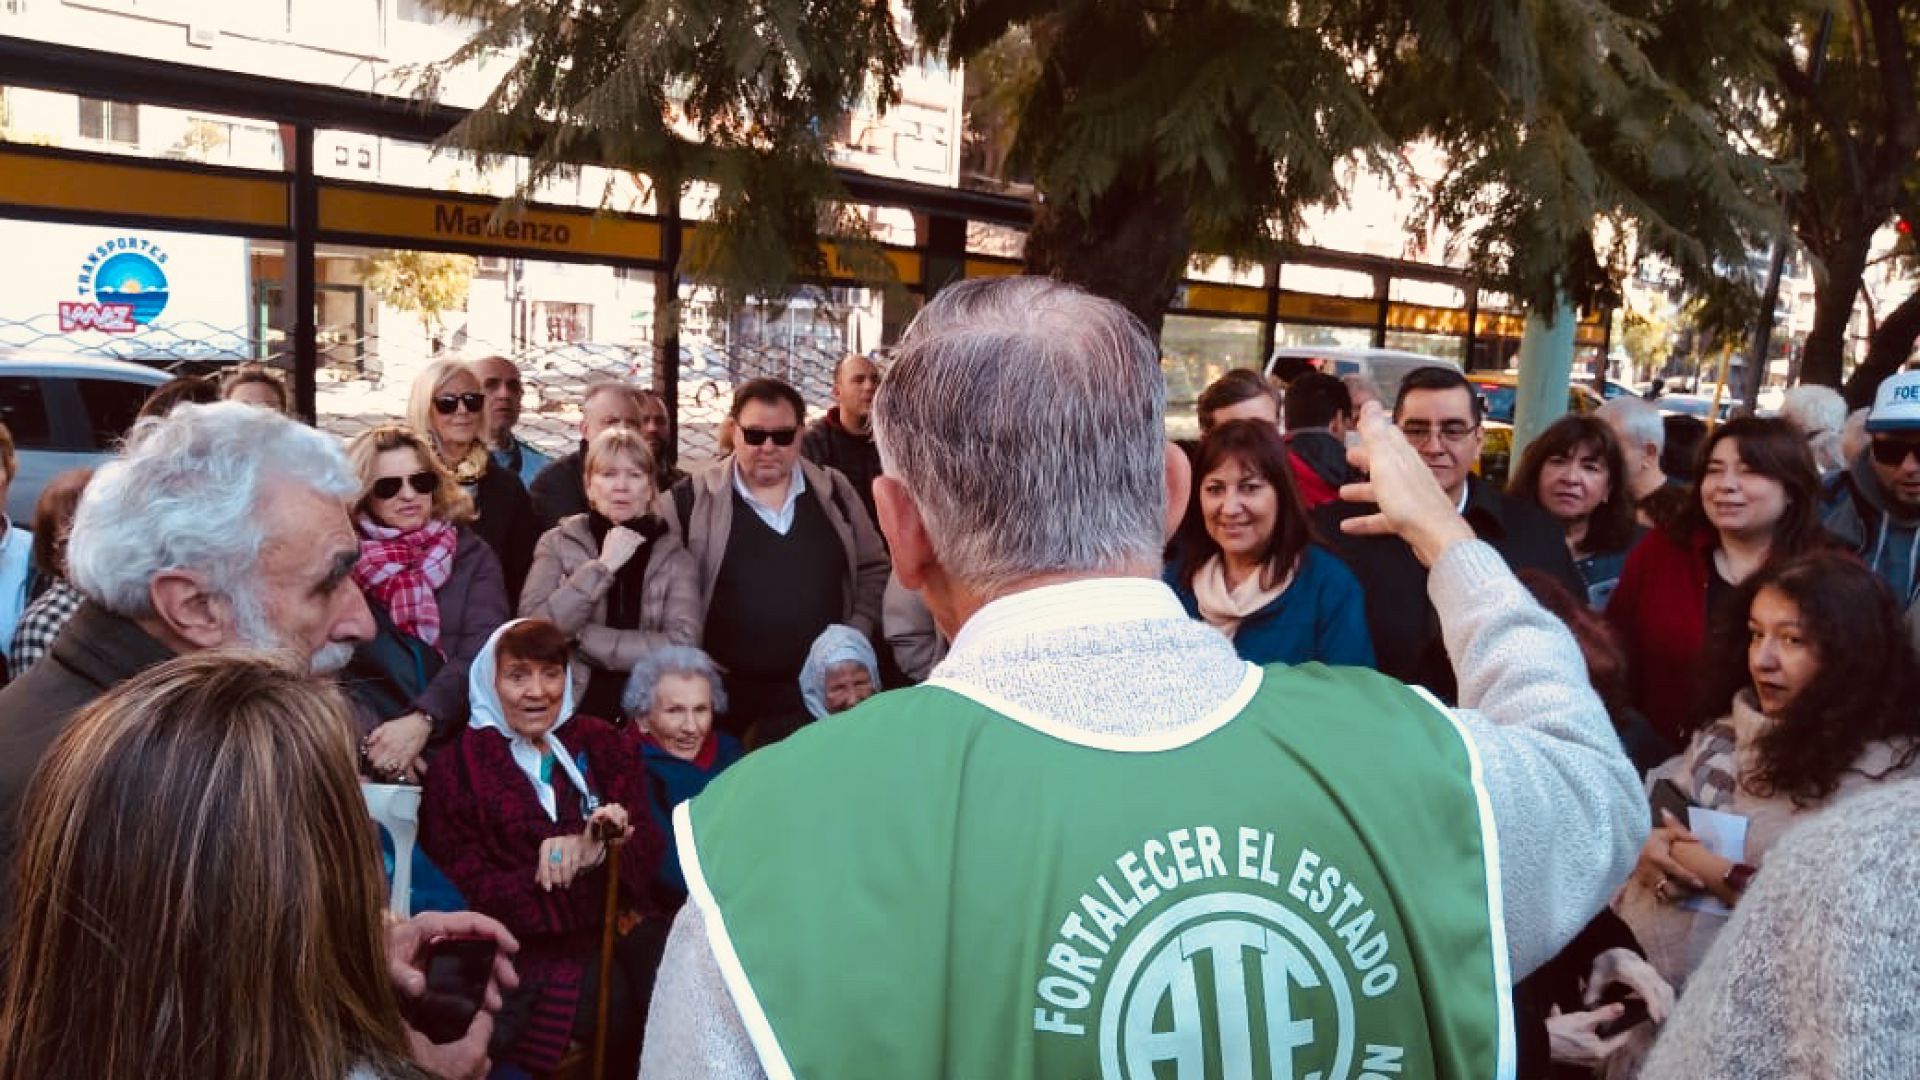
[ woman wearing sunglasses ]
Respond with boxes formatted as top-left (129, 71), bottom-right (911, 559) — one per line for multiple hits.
top-left (406, 359), bottom-right (539, 603)
top-left (342, 424), bottom-right (510, 781)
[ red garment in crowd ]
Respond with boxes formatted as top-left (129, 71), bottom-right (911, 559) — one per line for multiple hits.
top-left (1606, 525), bottom-right (1715, 746)
top-left (1289, 450), bottom-right (1341, 510)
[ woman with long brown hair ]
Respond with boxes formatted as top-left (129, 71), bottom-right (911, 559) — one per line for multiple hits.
top-left (1165, 419), bottom-right (1372, 666)
top-left (1606, 417), bottom-right (1828, 746)
top-left (0, 652), bottom-right (426, 1080)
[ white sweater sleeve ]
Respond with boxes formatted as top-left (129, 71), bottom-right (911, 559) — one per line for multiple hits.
top-left (1430, 540), bottom-right (1649, 977)
top-left (637, 899), bottom-right (764, 1080)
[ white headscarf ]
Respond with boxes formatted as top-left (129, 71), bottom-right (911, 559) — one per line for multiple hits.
top-left (798, 624), bottom-right (881, 720)
top-left (468, 619), bottom-right (593, 821)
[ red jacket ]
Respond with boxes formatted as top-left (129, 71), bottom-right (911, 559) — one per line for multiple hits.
top-left (1606, 526), bottom-right (1715, 746)
top-left (1289, 451), bottom-right (1340, 510)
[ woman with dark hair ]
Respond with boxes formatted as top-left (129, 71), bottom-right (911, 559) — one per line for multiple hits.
top-left (1607, 418), bottom-right (1828, 746)
top-left (343, 425), bottom-right (509, 781)
top-left (8, 467), bottom-right (91, 679)
top-left (1165, 420), bottom-right (1372, 666)
top-left (421, 618), bottom-right (661, 1079)
top-left (1613, 551), bottom-right (1920, 994)
top-left (1196, 368), bottom-right (1281, 433)
top-left (1509, 416), bottom-right (1643, 610)
top-left (221, 363), bottom-right (290, 413)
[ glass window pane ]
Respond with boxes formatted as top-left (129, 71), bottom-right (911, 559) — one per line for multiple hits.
top-left (0, 376), bottom-right (53, 448)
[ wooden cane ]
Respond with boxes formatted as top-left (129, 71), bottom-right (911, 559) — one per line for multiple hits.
top-left (591, 839), bottom-right (623, 1080)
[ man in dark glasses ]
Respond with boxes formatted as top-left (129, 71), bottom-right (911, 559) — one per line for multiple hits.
top-left (657, 376), bottom-right (888, 746)
top-left (1821, 369), bottom-right (1920, 646)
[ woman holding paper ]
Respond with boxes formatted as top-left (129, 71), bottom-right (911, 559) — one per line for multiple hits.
top-left (1614, 550), bottom-right (1920, 990)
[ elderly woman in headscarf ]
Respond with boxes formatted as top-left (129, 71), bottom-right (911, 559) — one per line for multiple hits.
top-left (797, 624), bottom-right (881, 722)
top-left (621, 646), bottom-right (744, 910)
top-left (420, 618), bottom-right (662, 1080)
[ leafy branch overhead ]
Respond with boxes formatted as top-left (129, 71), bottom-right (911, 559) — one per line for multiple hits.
top-left (422, 0), bottom-right (1814, 334)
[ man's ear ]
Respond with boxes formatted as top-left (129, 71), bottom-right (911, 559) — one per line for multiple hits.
top-left (874, 475), bottom-right (935, 590)
top-left (146, 570), bottom-right (232, 651)
top-left (1163, 441), bottom-right (1192, 544)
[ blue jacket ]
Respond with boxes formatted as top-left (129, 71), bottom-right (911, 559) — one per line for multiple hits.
top-left (641, 731), bottom-right (744, 904)
top-left (1166, 544), bottom-right (1375, 668)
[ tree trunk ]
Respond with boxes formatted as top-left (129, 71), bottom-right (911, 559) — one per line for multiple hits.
top-left (1024, 163), bottom-right (1193, 342)
top-left (1797, 225), bottom-right (1873, 389)
top-left (1842, 287), bottom-right (1920, 409)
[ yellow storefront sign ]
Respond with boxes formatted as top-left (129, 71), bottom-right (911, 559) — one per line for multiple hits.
top-left (316, 184), bottom-right (664, 263)
top-left (0, 146), bottom-right (287, 232)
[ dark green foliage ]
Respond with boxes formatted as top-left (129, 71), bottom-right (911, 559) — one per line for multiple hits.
top-left (422, 0), bottom-right (1811, 333)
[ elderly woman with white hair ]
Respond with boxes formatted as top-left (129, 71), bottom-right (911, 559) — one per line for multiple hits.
top-left (797, 624), bottom-right (880, 720)
top-left (621, 646), bottom-right (743, 909)
top-left (1779, 384), bottom-right (1849, 476)
top-left (408, 358), bottom-right (540, 603)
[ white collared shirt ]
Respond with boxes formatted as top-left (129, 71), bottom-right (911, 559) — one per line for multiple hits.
top-left (731, 462), bottom-right (807, 535)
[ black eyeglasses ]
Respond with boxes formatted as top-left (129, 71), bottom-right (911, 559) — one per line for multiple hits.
top-left (370, 471), bottom-right (440, 500)
top-left (739, 426), bottom-right (799, 447)
top-left (432, 392), bottom-right (485, 415)
top-left (1871, 438), bottom-right (1920, 467)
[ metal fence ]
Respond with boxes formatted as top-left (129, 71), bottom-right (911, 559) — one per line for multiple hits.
top-left (0, 314), bottom-right (850, 472)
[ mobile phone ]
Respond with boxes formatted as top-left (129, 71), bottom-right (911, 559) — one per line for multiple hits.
top-left (1649, 778), bottom-right (1694, 829)
top-left (406, 936), bottom-right (497, 1045)
top-left (1596, 995), bottom-right (1651, 1037)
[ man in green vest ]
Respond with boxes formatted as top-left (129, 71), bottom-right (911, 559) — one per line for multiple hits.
top-left (639, 276), bottom-right (1647, 1079)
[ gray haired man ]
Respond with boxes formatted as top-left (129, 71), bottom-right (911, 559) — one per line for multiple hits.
top-left (0, 402), bottom-right (514, 1078)
top-left (640, 278), bottom-right (1644, 1079)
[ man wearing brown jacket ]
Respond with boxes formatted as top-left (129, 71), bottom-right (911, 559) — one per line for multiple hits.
top-left (657, 377), bottom-right (889, 744)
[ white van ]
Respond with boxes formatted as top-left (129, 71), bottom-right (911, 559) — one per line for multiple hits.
top-left (1266, 346), bottom-right (1462, 409)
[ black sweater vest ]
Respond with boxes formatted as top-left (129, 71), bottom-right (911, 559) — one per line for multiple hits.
top-left (703, 489), bottom-right (846, 684)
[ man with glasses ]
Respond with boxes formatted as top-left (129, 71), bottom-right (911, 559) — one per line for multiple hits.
top-left (1821, 369), bottom-right (1920, 649)
top-left (1315, 366), bottom-right (1583, 700)
top-left (658, 377), bottom-right (888, 744)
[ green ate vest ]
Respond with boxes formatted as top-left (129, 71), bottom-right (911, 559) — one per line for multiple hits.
top-left (680, 662), bottom-right (1514, 1080)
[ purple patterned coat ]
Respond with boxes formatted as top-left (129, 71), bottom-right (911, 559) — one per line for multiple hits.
top-left (420, 715), bottom-right (661, 1071)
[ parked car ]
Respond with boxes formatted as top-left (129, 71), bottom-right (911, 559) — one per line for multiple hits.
top-left (1469, 372), bottom-right (1606, 485)
top-left (0, 351), bottom-right (169, 522)
top-left (1266, 346), bottom-right (1461, 409)
top-left (1654, 392), bottom-right (1735, 422)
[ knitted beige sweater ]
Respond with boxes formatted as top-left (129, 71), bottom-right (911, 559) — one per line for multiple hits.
top-left (1641, 779), bottom-right (1920, 1079)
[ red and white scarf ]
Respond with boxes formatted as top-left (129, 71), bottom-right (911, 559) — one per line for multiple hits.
top-left (353, 517), bottom-right (457, 650)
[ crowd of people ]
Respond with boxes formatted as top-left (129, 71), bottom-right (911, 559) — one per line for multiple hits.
top-left (0, 276), bottom-right (1915, 1078)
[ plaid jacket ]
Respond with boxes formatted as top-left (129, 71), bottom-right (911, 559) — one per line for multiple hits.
top-left (8, 579), bottom-right (82, 681)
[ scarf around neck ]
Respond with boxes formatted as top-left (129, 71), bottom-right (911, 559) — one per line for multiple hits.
top-left (468, 619), bottom-right (595, 821)
top-left (1191, 553), bottom-right (1294, 640)
top-left (443, 441), bottom-right (491, 487)
top-left (585, 511), bottom-right (667, 630)
top-left (353, 517), bottom-right (457, 650)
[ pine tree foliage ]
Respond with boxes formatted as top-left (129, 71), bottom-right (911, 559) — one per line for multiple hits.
top-left (420, 0), bottom-right (1809, 330)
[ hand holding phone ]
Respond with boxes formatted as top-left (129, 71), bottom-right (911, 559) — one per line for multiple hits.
top-left (405, 936), bottom-right (498, 1045)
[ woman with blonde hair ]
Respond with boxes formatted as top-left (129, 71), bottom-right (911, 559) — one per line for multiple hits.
top-left (344, 424), bottom-right (509, 780)
top-left (407, 358), bottom-right (538, 602)
top-left (520, 425), bottom-right (701, 719)
top-left (0, 652), bottom-right (428, 1079)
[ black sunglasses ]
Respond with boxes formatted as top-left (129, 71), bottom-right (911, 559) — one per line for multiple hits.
top-left (739, 426), bottom-right (799, 447)
top-left (1871, 438), bottom-right (1920, 467)
top-left (370, 471), bottom-right (440, 500)
top-left (433, 392), bottom-right (485, 415)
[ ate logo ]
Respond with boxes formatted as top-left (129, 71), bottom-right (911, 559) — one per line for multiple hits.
top-left (1100, 893), bottom-right (1357, 1080)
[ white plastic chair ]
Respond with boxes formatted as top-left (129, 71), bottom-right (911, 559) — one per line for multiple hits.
top-left (361, 782), bottom-right (423, 918)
